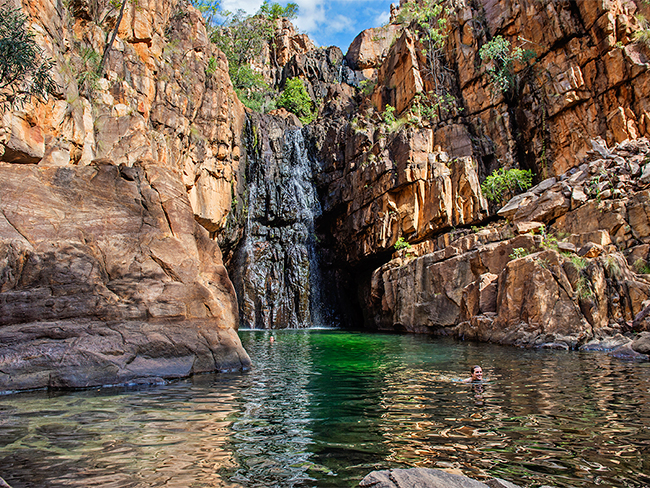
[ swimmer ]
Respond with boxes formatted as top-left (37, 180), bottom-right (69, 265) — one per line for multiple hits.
top-left (269, 335), bottom-right (275, 344)
top-left (462, 365), bottom-right (483, 383)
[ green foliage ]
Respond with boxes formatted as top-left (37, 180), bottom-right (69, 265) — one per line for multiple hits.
top-left (604, 255), bottom-right (622, 278)
top-left (207, 1), bottom-right (298, 111)
top-left (259, 0), bottom-right (298, 21)
top-left (75, 46), bottom-right (101, 94)
top-left (481, 167), bottom-right (534, 204)
top-left (509, 247), bottom-right (529, 259)
top-left (569, 255), bottom-right (587, 272)
top-left (277, 78), bottom-right (315, 124)
top-left (411, 91), bottom-right (459, 124)
top-left (394, 237), bottom-right (412, 251)
top-left (479, 35), bottom-right (535, 94)
top-left (634, 258), bottom-right (650, 274)
top-left (574, 275), bottom-right (594, 299)
top-left (634, 15), bottom-right (650, 47)
top-left (383, 104), bottom-right (397, 125)
top-left (564, 254), bottom-right (593, 299)
top-left (205, 56), bottom-right (218, 77)
top-left (359, 79), bottom-right (376, 96)
top-left (0, 1), bottom-right (57, 110)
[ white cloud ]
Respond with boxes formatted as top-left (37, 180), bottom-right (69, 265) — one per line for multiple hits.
top-left (374, 10), bottom-right (390, 25)
top-left (220, 0), bottom-right (263, 14)
top-left (294, 0), bottom-right (326, 33)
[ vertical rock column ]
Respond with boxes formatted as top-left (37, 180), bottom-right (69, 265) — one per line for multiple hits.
top-left (231, 115), bottom-right (321, 329)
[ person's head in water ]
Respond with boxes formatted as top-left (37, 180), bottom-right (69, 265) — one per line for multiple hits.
top-left (470, 365), bottom-right (482, 382)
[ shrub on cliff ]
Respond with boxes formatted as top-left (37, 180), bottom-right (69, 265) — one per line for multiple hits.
top-left (0, 1), bottom-right (57, 110)
top-left (277, 78), bottom-right (315, 124)
top-left (479, 35), bottom-right (535, 94)
top-left (481, 167), bottom-right (533, 205)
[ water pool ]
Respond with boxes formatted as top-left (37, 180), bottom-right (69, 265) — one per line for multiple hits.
top-left (0, 330), bottom-right (648, 487)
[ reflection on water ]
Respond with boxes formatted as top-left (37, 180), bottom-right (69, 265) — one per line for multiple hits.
top-left (0, 330), bottom-right (649, 488)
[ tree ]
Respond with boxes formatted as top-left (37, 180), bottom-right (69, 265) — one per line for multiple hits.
top-left (259, 1), bottom-right (298, 21)
top-left (0, 1), bottom-right (57, 110)
top-left (98, 0), bottom-right (128, 76)
top-left (208, 1), bottom-right (300, 111)
top-left (277, 78), bottom-right (315, 124)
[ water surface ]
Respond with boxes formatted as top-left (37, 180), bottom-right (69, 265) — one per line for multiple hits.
top-left (1, 330), bottom-right (649, 487)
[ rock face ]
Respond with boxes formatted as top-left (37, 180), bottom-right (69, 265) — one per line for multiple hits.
top-left (1, 0), bottom-right (246, 243)
top-left (301, 0), bottom-right (650, 349)
top-left (444, 0), bottom-right (650, 175)
top-left (4, 0), bottom-right (650, 364)
top-left (230, 115), bottom-right (321, 329)
top-left (0, 163), bottom-right (250, 390)
top-left (368, 138), bottom-right (650, 348)
top-left (0, 0), bottom-right (253, 392)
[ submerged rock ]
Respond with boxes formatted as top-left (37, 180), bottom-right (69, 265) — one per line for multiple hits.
top-left (359, 468), bottom-right (522, 488)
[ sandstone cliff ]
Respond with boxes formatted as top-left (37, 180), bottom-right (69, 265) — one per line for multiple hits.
top-left (3, 0), bottom-right (650, 385)
top-left (307, 0), bottom-right (650, 352)
top-left (0, 0), bottom-right (251, 391)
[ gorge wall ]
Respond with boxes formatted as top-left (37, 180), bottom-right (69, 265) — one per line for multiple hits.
top-left (2, 0), bottom-right (650, 394)
top-left (305, 0), bottom-right (650, 354)
top-left (0, 0), bottom-right (252, 391)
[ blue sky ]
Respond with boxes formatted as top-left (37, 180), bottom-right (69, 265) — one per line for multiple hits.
top-left (220, 0), bottom-right (395, 53)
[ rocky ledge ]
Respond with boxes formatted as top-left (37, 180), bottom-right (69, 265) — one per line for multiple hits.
top-left (0, 163), bottom-right (250, 392)
top-left (368, 138), bottom-right (650, 353)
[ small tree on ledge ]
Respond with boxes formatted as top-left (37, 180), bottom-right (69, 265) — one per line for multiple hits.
top-left (0, 1), bottom-right (57, 111)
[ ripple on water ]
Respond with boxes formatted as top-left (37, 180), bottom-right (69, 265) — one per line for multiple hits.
top-left (0, 331), bottom-right (649, 488)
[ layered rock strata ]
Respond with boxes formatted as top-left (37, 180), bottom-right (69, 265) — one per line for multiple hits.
top-left (1, 0), bottom-right (246, 241)
top-left (0, 0), bottom-right (251, 392)
top-left (0, 163), bottom-right (250, 390)
top-left (368, 138), bottom-right (650, 352)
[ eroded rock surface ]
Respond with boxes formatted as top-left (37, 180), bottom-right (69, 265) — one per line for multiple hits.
top-left (0, 163), bottom-right (250, 391)
top-left (368, 137), bottom-right (650, 349)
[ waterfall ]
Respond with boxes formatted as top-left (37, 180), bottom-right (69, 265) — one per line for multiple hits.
top-left (232, 115), bottom-right (322, 329)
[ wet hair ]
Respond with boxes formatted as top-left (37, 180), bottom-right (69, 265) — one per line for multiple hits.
top-left (471, 365), bottom-right (481, 374)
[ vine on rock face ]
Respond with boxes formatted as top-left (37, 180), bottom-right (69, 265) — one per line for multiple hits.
top-left (0, 1), bottom-right (57, 110)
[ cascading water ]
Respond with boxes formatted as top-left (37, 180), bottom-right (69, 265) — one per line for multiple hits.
top-left (231, 114), bottom-right (323, 329)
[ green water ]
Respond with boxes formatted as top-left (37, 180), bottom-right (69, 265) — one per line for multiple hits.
top-left (0, 330), bottom-right (649, 487)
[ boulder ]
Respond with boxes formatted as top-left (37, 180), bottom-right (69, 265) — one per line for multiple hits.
top-left (608, 343), bottom-right (650, 360)
top-left (631, 331), bottom-right (650, 354)
top-left (493, 251), bottom-right (591, 347)
top-left (359, 468), bottom-right (496, 488)
top-left (346, 24), bottom-right (402, 71)
top-left (578, 242), bottom-right (605, 258)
